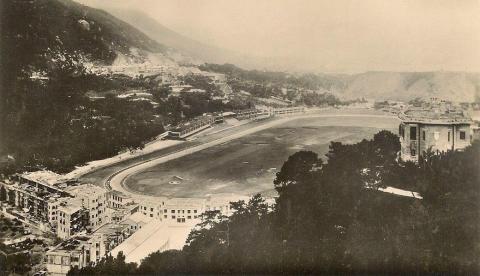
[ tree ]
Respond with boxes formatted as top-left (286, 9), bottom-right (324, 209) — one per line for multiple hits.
top-left (372, 130), bottom-right (401, 162)
top-left (414, 141), bottom-right (480, 272)
top-left (70, 133), bottom-right (480, 274)
top-left (0, 252), bottom-right (6, 275)
top-left (274, 151), bottom-right (320, 193)
top-left (7, 189), bottom-right (15, 205)
top-left (0, 185), bottom-right (6, 202)
top-left (137, 250), bottom-right (186, 274)
top-left (68, 252), bottom-right (137, 275)
top-left (2, 252), bottom-right (32, 275)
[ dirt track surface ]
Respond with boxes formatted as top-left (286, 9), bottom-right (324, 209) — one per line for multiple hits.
top-left (89, 110), bottom-right (398, 199)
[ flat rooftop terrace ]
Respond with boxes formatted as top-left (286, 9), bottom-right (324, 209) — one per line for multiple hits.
top-left (399, 108), bottom-right (472, 125)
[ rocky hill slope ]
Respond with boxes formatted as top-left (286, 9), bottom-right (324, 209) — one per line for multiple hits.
top-left (1, 0), bottom-right (167, 70)
top-left (100, 8), bottom-right (273, 69)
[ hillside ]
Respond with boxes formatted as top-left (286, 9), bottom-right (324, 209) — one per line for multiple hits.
top-left (63, 5), bottom-right (480, 103)
top-left (99, 8), bottom-right (273, 69)
top-left (342, 71), bottom-right (480, 102)
top-left (1, 0), bottom-right (167, 70)
top-left (295, 71), bottom-right (480, 102)
top-left (200, 64), bottom-right (480, 102)
top-left (0, 0), bottom-right (175, 172)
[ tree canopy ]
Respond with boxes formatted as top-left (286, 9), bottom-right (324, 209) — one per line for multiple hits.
top-left (70, 133), bottom-right (480, 275)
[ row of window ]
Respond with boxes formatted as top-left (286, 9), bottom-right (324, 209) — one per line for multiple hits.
top-left (90, 197), bottom-right (104, 203)
top-left (402, 125), bottom-right (467, 141)
top-left (110, 195), bottom-right (124, 202)
top-left (166, 215), bottom-right (198, 220)
top-left (47, 255), bottom-right (71, 265)
top-left (170, 209), bottom-right (198, 214)
top-left (142, 206), bottom-right (155, 211)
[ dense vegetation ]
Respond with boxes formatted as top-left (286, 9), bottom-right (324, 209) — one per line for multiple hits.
top-left (152, 74), bottom-right (253, 126)
top-left (0, 54), bottom-right (165, 174)
top-left (0, 216), bottom-right (47, 275)
top-left (0, 60), bottom-right (251, 174)
top-left (1, 0), bottom-right (164, 67)
top-left (69, 132), bottom-right (480, 274)
top-left (0, 250), bottom-right (32, 275)
top-left (0, 0), bottom-right (168, 174)
top-left (0, 0), bottom-right (248, 175)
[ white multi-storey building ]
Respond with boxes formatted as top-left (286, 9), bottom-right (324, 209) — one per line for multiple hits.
top-left (65, 184), bottom-right (108, 229)
top-left (56, 198), bottom-right (88, 239)
top-left (138, 197), bottom-right (167, 219)
top-left (163, 198), bottom-right (205, 223)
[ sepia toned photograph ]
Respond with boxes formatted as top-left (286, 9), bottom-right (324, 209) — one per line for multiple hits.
top-left (0, 0), bottom-right (479, 275)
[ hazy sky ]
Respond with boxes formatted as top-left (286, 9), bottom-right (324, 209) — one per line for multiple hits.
top-left (78, 0), bottom-right (480, 73)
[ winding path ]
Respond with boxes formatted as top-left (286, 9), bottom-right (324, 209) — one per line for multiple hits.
top-left (105, 113), bottom-right (399, 200)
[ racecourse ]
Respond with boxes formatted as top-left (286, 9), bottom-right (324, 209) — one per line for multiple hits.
top-left (93, 109), bottom-right (399, 200)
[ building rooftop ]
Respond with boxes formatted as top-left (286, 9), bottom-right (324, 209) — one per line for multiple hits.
top-left (20, 170), bottom-right (65, 186)
top-left (171, 115), bottom-right (214, 132)
top-left (58, 198), bottom-right (83, 214)
top-left (109, 220), bottom-right (193, 264)
top-left (139, 197), bottom-right (168, 206)
top-left (399, 107), bottom-right (473, 125)
top-left (221, 111), bottom-right (236, 116)
top-left (165, 197), bottom-right (205, 209)
top-left (93, 222), bottom-right (130, 236)
top-left (109, 190), bottom-right (131, 198)
top-left (123, 212), bottom-right (153, 225)
top-left (206, 194), bottom-right (250, 204)
top-left (48, 236), bottom-right (90, 253)
top-left (65, 184), bottom-right (107, 197)
top-left (9, 181), bottom-right (67, 201)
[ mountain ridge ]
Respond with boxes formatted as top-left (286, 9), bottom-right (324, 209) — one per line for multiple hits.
top-left (1, 0), bottom-right (169, 70)
top-left (95, 8), bottom-right (279, 70)
top-left (98, 8), bottom-right (480, 102)
top-left (340, 71), bottom-right (480, 102)
top-left (200, 64), bottom-right (480, 102)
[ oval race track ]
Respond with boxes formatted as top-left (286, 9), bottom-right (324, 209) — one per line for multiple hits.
top-left (104, 112), bottom-right (399, 200)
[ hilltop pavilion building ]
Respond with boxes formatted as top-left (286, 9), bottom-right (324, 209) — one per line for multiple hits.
top-left (398, 106), bottom-right (473, 162)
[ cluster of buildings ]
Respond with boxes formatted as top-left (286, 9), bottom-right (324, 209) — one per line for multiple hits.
top-left (0, 170), bottom-right (253, 275)
top-left (375, 100), bottom-right (408, 114)
top-left (88, 63), bottom-right (199, 80)
top-left (86, 66), bottom-right (234, 108)
top-left (168, 73), bottom-right (232, 102)
top-left (0, 172), bottom-right (132, 240)
top-left (398, 100), bottom-right (478, 162)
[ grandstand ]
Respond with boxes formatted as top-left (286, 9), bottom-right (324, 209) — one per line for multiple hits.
top-left (168, 116), bottom-right (215, 139)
